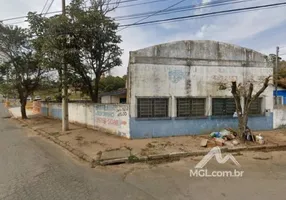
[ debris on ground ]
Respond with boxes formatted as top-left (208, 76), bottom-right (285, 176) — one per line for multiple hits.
top-left (205, 127), bottom-right (265, 148)
top-left (215, 138), bottom-right (225, 146)
top-left (210, 132), bottom-right (222, 138)
top-left (200, 139), bottom-right (208, 147)
top-left (226, 134), bottom-right (236, 140)
top-left (256, 134), bottom-right (265, 145)
top-left (224, 141), bottom-right (235, 147)
top-left (232, 140), bottom-right (240, 146)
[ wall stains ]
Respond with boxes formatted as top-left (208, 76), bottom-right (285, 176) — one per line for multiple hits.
top-left (185, 66), bottom-right (192, 95)
top-left (168, 69), bottom-right (187, 83)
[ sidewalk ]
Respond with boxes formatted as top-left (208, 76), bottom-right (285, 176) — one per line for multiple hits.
top-left (9, 107), bottom-right (286, 166)
top-left (9, 107), bottom-right (34, 118)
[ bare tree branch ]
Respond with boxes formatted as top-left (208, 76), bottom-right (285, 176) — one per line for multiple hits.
top-left (252, 76), bottom-right (271, 101)
top-left (231, 81), bottom-right (242, 114)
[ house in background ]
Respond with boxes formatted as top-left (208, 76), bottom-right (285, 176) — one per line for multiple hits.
top-left (274, 86), bottom-right (286, 105)
top-left (100, 88), bottom-right (127, 104)
top-left (126, 40), bottom-right (274, 138)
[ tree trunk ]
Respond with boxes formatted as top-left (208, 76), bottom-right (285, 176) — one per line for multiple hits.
top-left (91, 76), bottom-right (101, 103)
top-left (20, 97), bottom-right (28, 119)
top-left (238, 114), bottom-right (249, 140)
top-left (91, 93), bottom-right (98, 103)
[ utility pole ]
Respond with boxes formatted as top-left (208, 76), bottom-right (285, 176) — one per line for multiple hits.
top-left (275, 46), bottom-right (279, 105)
top-left (62, 0), bottom-right (69, 131)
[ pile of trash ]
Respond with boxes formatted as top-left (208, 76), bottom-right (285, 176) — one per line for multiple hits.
top-left (200, 128), bottom-right (265, 148)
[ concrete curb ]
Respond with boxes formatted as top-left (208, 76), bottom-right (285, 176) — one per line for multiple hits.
top-left (99, 144), bottom-right (286, 166)
top-left (9, 111), bottom-right (286, 166)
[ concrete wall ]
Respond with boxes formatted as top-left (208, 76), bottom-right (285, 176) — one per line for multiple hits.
top-left (128, 40), bottom-right (274, 138)
top-left (41, 102), bottom-right (130, 138)
top-left (274, 107), bottom-right (286, 129)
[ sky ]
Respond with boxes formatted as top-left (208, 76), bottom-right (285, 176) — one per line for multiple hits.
top-left (1, 0), bottom-right (286, 76)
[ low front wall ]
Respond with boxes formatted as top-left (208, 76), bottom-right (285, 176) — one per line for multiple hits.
top-left (41, 102), bottom-right (130, 138)
top-left (130, 114), bottom-right (273, 139)
top-left (274, 107), bottom-right (286, 128)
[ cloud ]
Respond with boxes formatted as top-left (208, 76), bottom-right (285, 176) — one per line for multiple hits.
top-left (202, 0), bottom-right (212, 4)
top-left (2, 0), bottom-right (286, 76)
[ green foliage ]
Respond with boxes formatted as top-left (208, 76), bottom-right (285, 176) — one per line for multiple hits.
top-left (27, 0), bottom-right (123, 102)
top-left (99, 76), bottom-right (126, 92)
top-left (0, 23), bottom-right (48, 118)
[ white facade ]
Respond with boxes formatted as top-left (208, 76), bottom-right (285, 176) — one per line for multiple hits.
top-left (127, 40), bottom-right (274, 138)
top-left (128, 40), bottom-right (273, 118)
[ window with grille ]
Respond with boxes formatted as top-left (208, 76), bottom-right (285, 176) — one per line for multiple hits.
top-left (137, 98), bottom-right (169, 118)
top-left (274, 96), bottom-right (283, 105)
top-left (212, 98), bottom-right (236, 116)
top-left (248, 98), bottom-right (262, 115)
top-left (177, 98), bottom-right (205, 117)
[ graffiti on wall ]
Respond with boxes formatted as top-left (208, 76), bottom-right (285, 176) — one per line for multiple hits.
top-left (94, 105), bottom-right (128, 129)
top-left (96, 118), bottom-right (127, 127)
top-left (116, 106), bottom-right (128, 117)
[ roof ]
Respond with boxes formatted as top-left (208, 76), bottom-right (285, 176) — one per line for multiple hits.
top-left (130, 40), bottom-right (267, 63)
top-left (99, 88), bottom-right (127, 97)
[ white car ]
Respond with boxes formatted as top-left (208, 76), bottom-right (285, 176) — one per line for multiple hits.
top-left (34, 96), bottom-right (41, 101)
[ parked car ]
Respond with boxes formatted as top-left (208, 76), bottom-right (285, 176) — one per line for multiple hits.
top-left (34, 96), bottom-right (41, 101)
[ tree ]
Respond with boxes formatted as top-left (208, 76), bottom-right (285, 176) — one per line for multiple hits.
top-left (27, 12), bottom-right (67, 102)
top-left (0, 24), bottom-right (47, 119)
top-left (67, 0), bottom-right (123, 102)
top-left (28, 0), bottom-right (123, 103)
top-left (99, 75), bottom-right (126, 92)
top-left (277, 60), bottom-right (286, 88)
top-left (231, 76), bottom-right (271, 139)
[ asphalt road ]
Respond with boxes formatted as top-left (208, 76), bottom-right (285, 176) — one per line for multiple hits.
top-left (1, 103), bottom-right (286, 200)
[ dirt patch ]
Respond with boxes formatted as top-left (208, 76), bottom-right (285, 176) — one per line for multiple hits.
top-left (16, 114), bottom-right (286, 164)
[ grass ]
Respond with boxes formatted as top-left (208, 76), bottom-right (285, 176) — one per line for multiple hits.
top-left (33, 88), bottom-right (91, 101)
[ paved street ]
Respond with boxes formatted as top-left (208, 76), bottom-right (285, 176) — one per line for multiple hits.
top-left (1, 103), bottom-right (286, 200)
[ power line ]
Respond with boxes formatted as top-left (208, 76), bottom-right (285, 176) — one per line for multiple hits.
top-left (14, 0), bottom-right (286, 37)
top-left (118, 1), bottom-right (286, 28)
top-left (116, 0), bottom-right (258, 21)
top-left (44, 0), bottom-right (56, 17)
top-left (117, 0), bottom-right (170, 8)
top-left (3, 0), bottom-right (284, 31)
top-left (3, 0), bottom-right (240, 24)
top-left (118, 0), bottom-right (187, 32)
top-left (0, 0), bottom-right (170, 23)
top-left (0, 11), bottom-right (61, 22)
top-left (109, 0), bottom-right (169, 6)
top-left (41, 0), bottom-right (50, 14)
top-left (119, 4), bottom-right (286, 28)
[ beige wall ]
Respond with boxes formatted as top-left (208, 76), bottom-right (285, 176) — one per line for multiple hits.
top-left (101, 95), bottom-right (126, 104)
